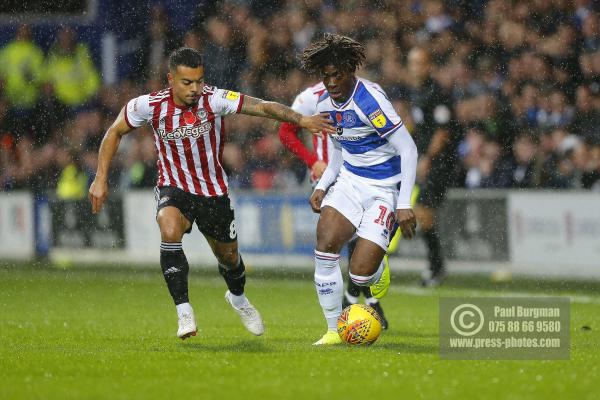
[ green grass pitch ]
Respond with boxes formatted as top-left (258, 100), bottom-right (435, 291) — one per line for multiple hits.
top-left (1, 264), bottom-right (599, 399)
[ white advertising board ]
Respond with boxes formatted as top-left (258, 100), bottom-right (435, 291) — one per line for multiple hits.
top-left (0, 192), bottom-right (34, 260)
top-left (123, 190), bottom-right (214, 264)
top-left (508, 192), bottom-right (600, 277)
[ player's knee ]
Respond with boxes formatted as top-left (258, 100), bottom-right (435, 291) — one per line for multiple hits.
top-left (349, 262), bottom-right (371, 277)
top-left (349, 252), bottom-right (382, 277)
top-left (315, 237), bottom-right (340, 254)
top-left (315, 229), bottom-right (341, 254)
top-left (160, 224), bottom-right (183, 242)
top-left (215, 249), bottom-right (238, 268)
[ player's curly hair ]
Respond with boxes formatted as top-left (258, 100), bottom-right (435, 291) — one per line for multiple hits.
top-left (300, 33), bottom-right (366, 74)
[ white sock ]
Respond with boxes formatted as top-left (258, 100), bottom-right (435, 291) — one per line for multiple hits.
top-left (365, 297), bottom-right (379, 306)
top-left (349, 260), bottom-right (385, 286)
top-left (344, 290), bottom-right (359, 305)
top-left (314, 250), bottom-right (343, 331)
top-left (229, 292), bottom-right (248, 309)
top-left (176, 302), bottom-right (193, 318)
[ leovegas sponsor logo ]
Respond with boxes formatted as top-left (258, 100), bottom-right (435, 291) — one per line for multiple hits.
top-left (157, 122), bottom-right (212, 140)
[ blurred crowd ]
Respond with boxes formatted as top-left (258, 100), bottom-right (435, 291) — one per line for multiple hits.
top-left (1, 0), bottom-right (600, 198)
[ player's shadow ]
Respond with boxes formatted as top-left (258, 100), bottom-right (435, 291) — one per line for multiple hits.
top-left (180, 339), bottom-right (274, 353)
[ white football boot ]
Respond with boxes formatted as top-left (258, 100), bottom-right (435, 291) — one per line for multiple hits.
top-left (225, 290), bottom-right (265, 336)
top-left (177, 309), bottom-right (197, 340)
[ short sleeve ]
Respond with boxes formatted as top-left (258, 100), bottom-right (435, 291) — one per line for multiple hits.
top-left (208, 86), bottom-right (245, 116)
top-left (355, 83), bottom-right (404, 138)
top-left (291, 87), bottom-right (318, 116)
top-left (124, 95), bottom-right (151, 128)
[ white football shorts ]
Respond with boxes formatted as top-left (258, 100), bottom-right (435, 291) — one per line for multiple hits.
top-left (321, 170), bottom-right (398, 251)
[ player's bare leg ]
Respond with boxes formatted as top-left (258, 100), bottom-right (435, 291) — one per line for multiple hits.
top-left (315, 206), bottom-right (356, 254)
top-left (157, 206), bottom-right (197, 339)
top-left (313, 206), bottom-right (355, 345)
top-left (343, 238), bottom-right (389, 329)
top-left (415, 204), bottom-right (447, 287)
top-left (205, 236), bottom-right (264, 336)
top-left (347, 238), bottom-right (389, 298)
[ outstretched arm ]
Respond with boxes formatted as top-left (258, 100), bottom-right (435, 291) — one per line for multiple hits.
top-left (240, 95), bottom-right (336, 135)
top-left (88, 107), bottom-right (134, 214)
top-left (278, 122), bottom-right (319, 167)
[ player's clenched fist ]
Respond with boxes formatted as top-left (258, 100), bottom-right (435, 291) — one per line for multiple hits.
top-left (88, 179), bottom-right (108, 214)
top-left (310, 189), bottom-right (326, 213)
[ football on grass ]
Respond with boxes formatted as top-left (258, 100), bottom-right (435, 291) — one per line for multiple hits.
top-left (337, 304), bottom-right (383, 345)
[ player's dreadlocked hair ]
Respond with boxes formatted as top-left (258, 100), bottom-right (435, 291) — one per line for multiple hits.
top-left (300, 33), bottom-right (366, 74)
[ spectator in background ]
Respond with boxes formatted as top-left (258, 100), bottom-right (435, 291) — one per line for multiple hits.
top-left (462, 136), bottom-right (512, 189)
top-left (536, 89), bottom-right (575, 129)
top-left (423, 0), bottom-right (454, 36)
top-left (584, 139), bottom-right (600, 190)
top-left (571, 85), bottom-right (600, 142)
top-left (537, 128), bottom-right (578, 188)
top-left (122, 133), bottom-right (157, 188)
top-left (221, 141), bottom-right (247, 190)
top-left (512, 83), bottom-right (540, 128)
top-left (135, 5), bottom-right (179, 80)
top-left (0, 100), bottom-right (16, 189)
top-left (287, 6), bottom-right (317, 52)
top-left (55, 148), bottom-right (89, 200)
top-left (1, 135), bottom-right (55, 193)
top-left (579, 49), bottom-right (600, 94)
top-left (479, 138), bottom-right (512, 189)
top-left (238, 21), bottom-right (269, 97)
top-left (0, 24), bottom-right (44, 123)
top-left (560, 138), bottom-right (600, 189)
top-left (581, 12), bottom-right (599, 52)
top-left (202, 17), bottom-right (246, 89)
top-left (508, 133), bottom-right (538, 188)
top-left (182, 30), bottom-right (202, 51)
top-left (263, 16), bottom-right (298, 78)
top-left (46, 27), bottom-right (100, 110)
top-left (0, 99), bottom-right (15, 163)
top-left (459, 125), bottom-right (486, 189)
top-left (32, 81), bottom-right (68, 145)
top-left (247, 134), bottom-right (281, 191)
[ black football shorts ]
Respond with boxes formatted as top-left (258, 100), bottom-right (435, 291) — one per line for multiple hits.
top-left (155, 186), bottom-right (237, 243)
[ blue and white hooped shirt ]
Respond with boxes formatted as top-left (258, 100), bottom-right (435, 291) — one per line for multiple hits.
top-left (316, 77), bottom-right (405, 187)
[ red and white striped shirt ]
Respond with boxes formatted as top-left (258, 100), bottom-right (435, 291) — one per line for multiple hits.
top-left (290, 82), bottom-right (333, 164)
top-left (124, 85), bottom-right (244, 197)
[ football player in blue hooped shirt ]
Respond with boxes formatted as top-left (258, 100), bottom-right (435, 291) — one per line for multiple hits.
top-left (301, 34), bottom-right (419, 345)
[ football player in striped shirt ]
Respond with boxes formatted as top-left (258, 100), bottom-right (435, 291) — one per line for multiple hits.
top-left (300, 34), bottom-right (418, 345)
top-left (88, 47), bottom-right (335, 340)
top-left (278, 82), bottom-right (390, 330)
